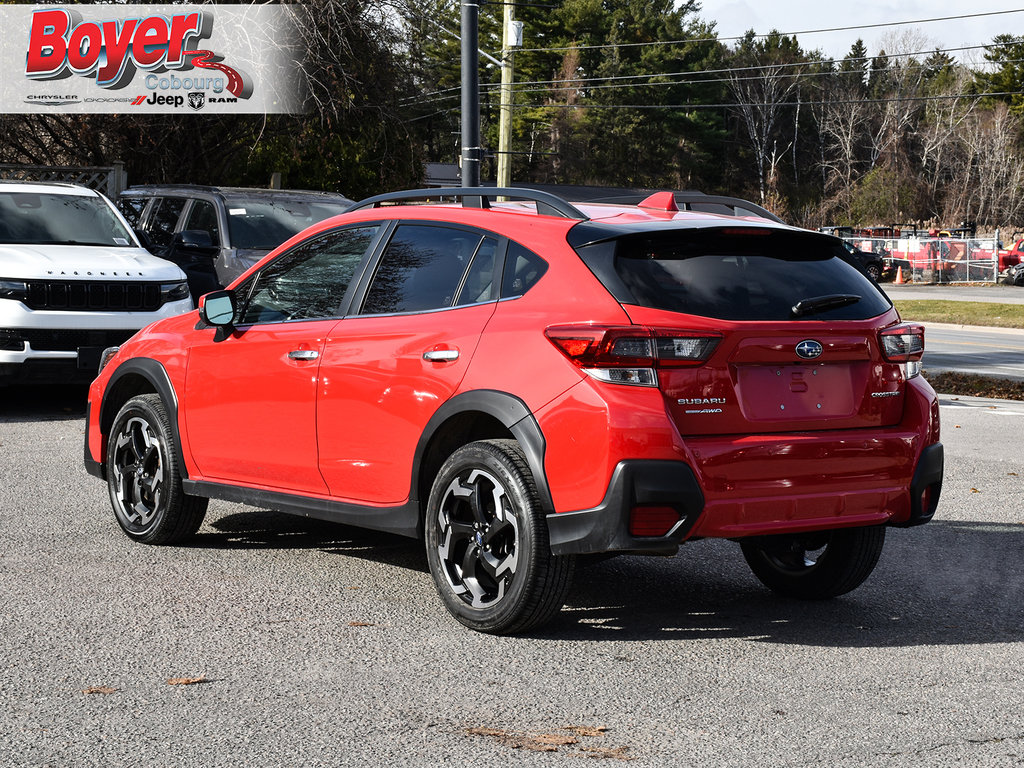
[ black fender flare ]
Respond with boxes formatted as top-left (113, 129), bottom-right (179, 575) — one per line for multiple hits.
top-left (411, 389), bottom-right (553, 514)
top-left (90, 358), bottom-right (187, 480)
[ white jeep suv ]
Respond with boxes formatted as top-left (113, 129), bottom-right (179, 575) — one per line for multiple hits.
top-left (0, 181), bottom-right (192, 383)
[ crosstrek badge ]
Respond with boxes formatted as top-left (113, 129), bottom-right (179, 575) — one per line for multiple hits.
top-left (5, 4), bottom-right (304, 114)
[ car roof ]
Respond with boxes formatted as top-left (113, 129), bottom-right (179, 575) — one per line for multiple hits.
top-left (120, 184), bottom-right (352, 202)
top-left (0, 180), bottom-right (99, 197)
top-left (340, 187), bottom-right (814, 246)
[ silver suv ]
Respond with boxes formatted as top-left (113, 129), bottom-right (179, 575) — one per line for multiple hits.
top-left (117, 185), bottom-right (354, 285)
top-left (0, 181), bottom-right (192, 383)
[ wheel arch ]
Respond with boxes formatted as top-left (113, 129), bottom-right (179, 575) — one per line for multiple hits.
top-left (97, 358), bottom-right (186, 477)
top-left (412, 390), bottom-right (552, 533)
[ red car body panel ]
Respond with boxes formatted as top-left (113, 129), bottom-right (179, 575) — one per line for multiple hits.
top-left (183, 318), bottom-right (335, 494)
top-left (315, 303), bottom-right (495, 504)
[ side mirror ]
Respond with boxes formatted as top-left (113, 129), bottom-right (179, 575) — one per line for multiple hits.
top-left (173, 229), bottom-right (219, 257)
top-left (134, 228), bottom-right (155, 252)
top-left (199, 290), bottom-right (236, 327)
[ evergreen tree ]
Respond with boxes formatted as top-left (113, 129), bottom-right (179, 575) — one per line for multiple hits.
top-left (977, 34), bottom-right (1024, 114)
top-left (838, 39), bottom-right (869, 95)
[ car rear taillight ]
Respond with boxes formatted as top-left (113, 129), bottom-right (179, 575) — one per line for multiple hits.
top-left (880, 323), bottom-right (924, 379)
top-left (545, 325), bottom-right (720, 386)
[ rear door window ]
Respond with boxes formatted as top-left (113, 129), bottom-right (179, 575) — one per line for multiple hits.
top-left (455, 236), bottom-right (499, 305)
top-left (360, 225), bottom-right (478, 314)
top-left (182, 199), bottom-right (221, 247)
top-left (145, 197), bottom-right (188, 252)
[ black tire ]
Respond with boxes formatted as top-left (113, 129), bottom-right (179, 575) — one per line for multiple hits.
top-left (866, 263), bottom-right (882, 282)
top-left (106, 394), bottom-right (207, 545)
top-left (424, 439), bottom-right (575, 634)
top-left (740, 525), bottom-right (885, 599)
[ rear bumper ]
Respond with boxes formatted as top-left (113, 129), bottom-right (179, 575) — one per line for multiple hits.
top-left (547, 460), bottom-right (704, 556)
top-left (546, 439), bottom-right (943, 556)
top-left (897, 441), bottom-right (943, 527)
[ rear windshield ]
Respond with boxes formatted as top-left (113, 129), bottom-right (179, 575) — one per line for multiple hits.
top-left (576, 227), bottom-right (891, 321)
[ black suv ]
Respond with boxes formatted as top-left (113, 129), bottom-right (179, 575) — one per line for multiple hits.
top-left (117, 185), bottom-right (354, 285)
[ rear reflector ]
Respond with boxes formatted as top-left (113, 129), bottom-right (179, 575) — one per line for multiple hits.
top-left (629, 506), bottom-right (681, 537)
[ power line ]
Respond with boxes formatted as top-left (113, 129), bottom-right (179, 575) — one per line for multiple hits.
top-left (514, 9), bottom-right (1024, 54)
top-left (495, 90), bottom-right (1024, 111)
top-left (495, 42), bottom-right (1010, 91)
top-left (405, 44), bottom-right (1015, 109)
top-left (412, 90), bottom-right (1024, 118)
top-left (484, 57), bottom-right (1024, 99)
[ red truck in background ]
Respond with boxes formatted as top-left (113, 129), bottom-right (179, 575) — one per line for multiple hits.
top-left (822, 225), bottom-right (1020, 283)
top-left (998, 238), bottom-right (1024, 272)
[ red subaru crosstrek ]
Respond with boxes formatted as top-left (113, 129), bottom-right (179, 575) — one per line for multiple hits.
top-left (84, 188), bottom-right (943, 634)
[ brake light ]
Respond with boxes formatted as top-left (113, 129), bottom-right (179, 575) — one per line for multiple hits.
top-left (880, 323), bottom-right (924, 379)
top-left (545, 325), bottom-right (720, 386)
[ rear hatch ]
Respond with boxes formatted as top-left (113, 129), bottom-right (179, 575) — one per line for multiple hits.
top-left (572, 225), bottom-right (906, 436)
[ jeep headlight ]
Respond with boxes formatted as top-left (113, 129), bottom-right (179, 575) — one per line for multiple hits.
top-left (160, 280), bottom-right (191, 303)
top-left (0, 279), bottom-right (29, 302)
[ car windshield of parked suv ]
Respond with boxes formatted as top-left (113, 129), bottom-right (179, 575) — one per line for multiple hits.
top-left (0, 191), bottom-right (134, 247)
top-left (224, 197), bottom-right (351, 250)
top-left (580, 227), bottom-right (892, 322)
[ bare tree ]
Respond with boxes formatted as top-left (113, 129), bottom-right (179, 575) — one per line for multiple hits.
top-left (727, 33), bottom-right (802, 204)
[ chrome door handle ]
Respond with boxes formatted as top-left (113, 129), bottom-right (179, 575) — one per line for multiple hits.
top-left (423, 349), bottom-right (459, 362)
top-left (288, 350), bottom-right (319, 361)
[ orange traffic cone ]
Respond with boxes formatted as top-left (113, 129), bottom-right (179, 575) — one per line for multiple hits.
top-left (895, 266), bottom-right (904, 284)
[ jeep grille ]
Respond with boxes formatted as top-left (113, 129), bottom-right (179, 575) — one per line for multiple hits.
top-left (26, 280), bottom-right (163, 312)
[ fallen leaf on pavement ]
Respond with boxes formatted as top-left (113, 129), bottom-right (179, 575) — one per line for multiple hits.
top-left (167, 675), bottom-right (206, 686)
top-left (467, 727), bottom-right (567, 752)
top-left (82, 686), bottom-right (117, 695)
top-left (564, 726), bottom-right (609, 737)
top-left (534, 733), bottom-right (578, 747)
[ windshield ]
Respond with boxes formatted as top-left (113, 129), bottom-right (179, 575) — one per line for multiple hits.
top-left (577, 228), bottom-right (892, 322)
top-left (225, 197), bottom-right (352, 250)
top-left (0, 191), bottom-right (135, 247)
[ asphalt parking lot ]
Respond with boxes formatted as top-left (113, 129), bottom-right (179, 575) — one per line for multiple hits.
top-left (1, 385), bottom-right (1022, 767)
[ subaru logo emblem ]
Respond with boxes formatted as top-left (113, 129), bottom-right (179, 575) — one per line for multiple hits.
top-left (796, 340), bottom-right (823, 359)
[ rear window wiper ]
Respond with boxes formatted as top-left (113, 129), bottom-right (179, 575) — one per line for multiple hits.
top-left (791, 293), bottom-right (861, 318)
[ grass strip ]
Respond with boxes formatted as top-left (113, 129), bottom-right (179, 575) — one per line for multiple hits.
top-left (924, 371), bottom-right (1024, 401)
top-left (894, 300), bottom-right (1024, 329)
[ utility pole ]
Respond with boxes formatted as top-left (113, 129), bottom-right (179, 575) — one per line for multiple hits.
top-left (497, 4), bottom-right (522, 190)
top-left (460, 0), bottom-right (481, 187)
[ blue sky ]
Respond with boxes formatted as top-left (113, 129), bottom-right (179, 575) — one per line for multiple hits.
top-left (694, 1), bottom-right (1019, 62)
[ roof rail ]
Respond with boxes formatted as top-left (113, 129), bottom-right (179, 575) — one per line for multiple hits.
top-left (346, 187), bottom-right (589, 221)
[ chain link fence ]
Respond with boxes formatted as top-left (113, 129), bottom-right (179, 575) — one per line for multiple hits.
top-left (840, 235), bottom-right (1014, 284)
